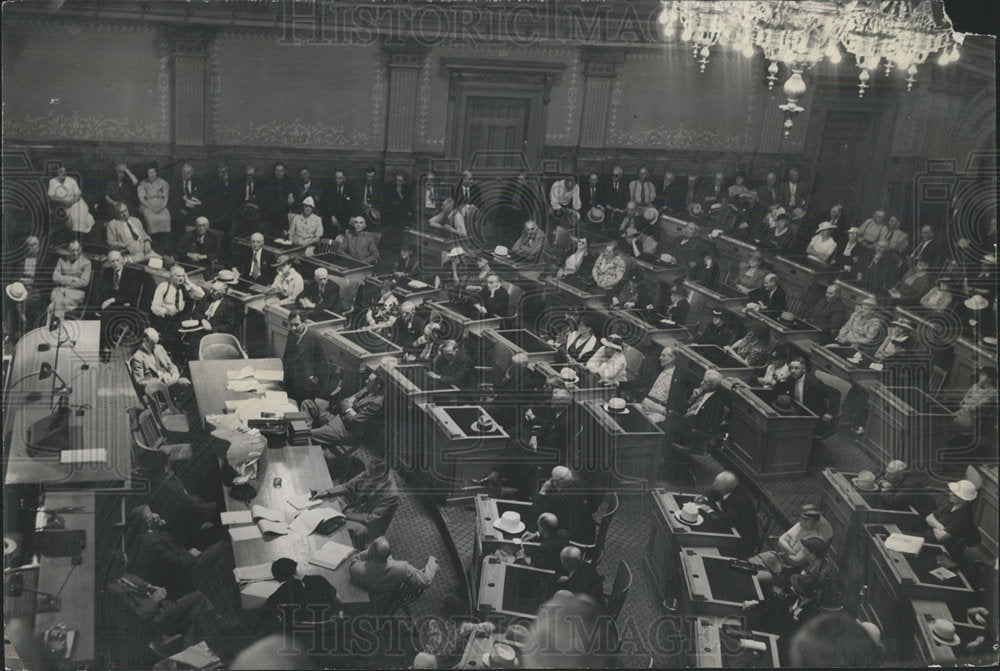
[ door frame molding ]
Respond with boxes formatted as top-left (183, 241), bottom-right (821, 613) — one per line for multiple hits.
top-left (441, 58), bottom-right (565, 171)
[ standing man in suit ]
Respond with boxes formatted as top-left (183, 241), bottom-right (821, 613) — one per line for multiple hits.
top-left (382, 172), bottom-right (414, 229)
top-left (453, 170), bottom-right (482, 209)
top-left (773, 357), bottom-right (834, 433)
top-left (206, 163), bottom-right (242, 241)
top-left (169, 163), bottom-right (204, 248)
top-left (780, 168), bottom-right (808, 211)
top-left (629, 166), bottom-right (656, 208)
top-left (326, 170), bottom-right (354, 237)
top-left (296, 267), bottom-right (342, 315)
top-left (695, 471), bottom-right (760, 559)
top-left (282, 310), bottom-right (329, 403)
top-left (601, 165), bottom-right (629, 213)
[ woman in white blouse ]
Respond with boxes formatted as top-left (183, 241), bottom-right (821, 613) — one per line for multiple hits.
top-left (805, 221), bottom-right (839, 264)
top-left (48, 163), bottom-right (95, 236)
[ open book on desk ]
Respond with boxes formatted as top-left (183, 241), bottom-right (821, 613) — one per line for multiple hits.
top-left (227, 505), bottom-right (289, 540)
top-left (310, 540), bottom-right (356, 571)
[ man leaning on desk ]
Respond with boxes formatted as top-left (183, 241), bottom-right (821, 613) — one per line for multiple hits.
top-left (311, 457), bottom-right (399, 548)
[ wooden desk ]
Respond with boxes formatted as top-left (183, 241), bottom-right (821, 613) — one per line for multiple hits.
top-left (859, 384), bottom-right (953, 466)
top-left (188, 358), bottom-right (287, 421)
top-left (484, 329), bottom-right (558, 367)
top-left (477, 556), bottom-right (554, 622)
top-left (364, 274), bottom-right (442, 306)
top-left (862, 523), bottom-right (975, 657)
top-left (809, 344), bottom-right (883, 386)
top-left (472, 495), bottom-right (535, 579)
top-left (911, 598), bottom-right (985, 665)
top-left (542, 276), bottom-right (607, 311)
top-left (832, 279), bottom-right (878, 314)
top-left (713, 235), bottom-right (758, 284)
top-left (646, 489), bottom-right (740, 608)
top-left (319, 329), bottom-right (402, 394)
top-left (4, 321), bottom-right (133, 487)
top-left (426, 300), bottom-right (505, 338)
top-left (403, 228), bottom-right (459, 268)
top-left (578, 400), bottom-right (664, 488)
top-left (130, 259), bottom-right (207, 287)
top-left (724, 385), bottom-right (818, 476)
top-left (679, 547), bottom-right (764, 618)
top-left (674, 344), bottom-right (758, 393)
top-left (684, 280), bottom-right (752, 328)
top-left (223, 277), bottom-right (273, 343)
top-left (749, 310), bottom-right (823, 344)
top-left (690, 615), bottom-right (781, 668)
top-left (607, 308), bottom-right (689, 348)
top-left (946, 336), bottom-right (997, 391)
top-left (296, 251), bottom-right (374, 307)
top-left (262, 299), bottom-right (344, 358)
top-left (383, 363), bottom-right (460, 464)
top-left (408, 403), bottom-right (511, 497)
top-left (385, 363), bottom-right (460, 402)
top-left (5, 492), bottom-right (97, 663)
top-left (223, 445), bottom-right (370, 611)
top-left (534, 361), bottom-right (612, 403)
top-left (234, 235), bottom-right (309, 259)
top-left (771, 255), bottom-right (842, 315)
top-left (820, 468), bottom-right (921, 579)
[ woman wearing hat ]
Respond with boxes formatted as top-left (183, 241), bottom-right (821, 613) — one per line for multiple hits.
top-left (688, 249), bottom-right (720, 290)
top-left (754, 504), bottom-right (834, 576)
top-left (925, 480), bottom-right (980, 558)
top-left (832, 226), bottom-right (864, 272)
top-left (585, 333), bottom-right (628, 386)
top-left (805, 221), bottom-right (838, 264)
top-left (287, 196), bottom-right (323, 247)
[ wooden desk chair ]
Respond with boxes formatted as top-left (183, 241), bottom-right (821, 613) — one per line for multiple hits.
top-left (621, 344), bottom-right (645, 381)
top-left (130, 407), bottom-right (193, 466)
top-left (198, 333), bottom-right (247, 360)
top-left (144, 389), bottom-right (194, 437)
top-left (378, 580), bottom-right (427, 617)
top-left (570, 492), bottom-right (620, 565)
top-left (503, 282), bottom-right (525, 327)
top-left (603, 560), bottom-right (633, 620)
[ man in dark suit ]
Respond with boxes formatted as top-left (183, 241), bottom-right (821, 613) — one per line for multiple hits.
top-left (392, 301), bottom-right (425, 356)
top-left (533, 466), bottom-right (597, 545)
top-left (747, 273), bottom-right (788, 313)
top-left (773, 357), bottom-right (834, 433)
top-left (263, 558), bottom-right (341, 629)
top-left (520, 513), bottom-right (569, 572)
top-left (169, 162), bottom-right (206, 247)
top-left (600, 166), bottom-right (629, 213)
top-left (857, 241), bottom-right (903, 296)
top-left (206, 163), bottom-right (243, 242)
top-left (657, 284), bottom-right (691, 326)
top-left (325, 170), bottom-right (354, 236)
top-left (529, 389), bottom-right (574, 465)
top-left (780, 168), bottom-right (808, 211)
top-left (655, 172), bottom-right (685, 214)
top-left (695, 310), bottom-right (735, 347)
top-left (680, 369), bottom-right (729, 445)
top-left (355, 166), bottom-right (382, 220)
top-left (290, 168), bottom-right (323, 216)
top-left (260, 162), bottom-right (294, 234)
top-left (758, 172), bottom-right (781, 211)
top-left (553, 546), bottom-right (603, 599)
top-left (492, 353), bottom-right (546, 393)
top-left (663, 222), bottom-right (705, 270)
top-left (580, 173), bottom-right (603, 214)
top-left (236, 232), bottom-right (274, 285)
top-left (697, 172), bottom-right (728, 210)
top-left (282, 310), bottom-right (330, 403)
top-left (696, 471), bottom-right (760, 558)
top-left (908, 225), bottom-right (939, 268)
top-left (471, 273), bottom-right (510, 317)
top-left (98, 250), bottom-right (146, 352)
top-left (192, 279), bottom-right (241, 336)
top-left (296, 267), bottom-right (342, 315)
top-left (176, 216), bottom-right (222, 271)
top-left (453, 170), bottom-right (483, 209)
top-left (382, 172), bottom-right (414, 229)
top-left (429, 339), bottom-right (475, 388)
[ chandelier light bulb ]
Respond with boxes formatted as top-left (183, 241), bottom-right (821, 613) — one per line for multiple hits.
top-left (937, 50), bottom-right (950, 65)
top-left (657, 9), bottom-right (671, 25)
top-left (950, 47), bottom-right (960, 61)
top-left (768, 61), bottom-right (780, 75)
top-left (826, 43), bottom-right (842, 63)
top-left (783, 71), bottom-right (807, 102)
top-left (681, 29), bottom-right (693, 42)
top-left (700, 46), bottom-right (711, 58)
top-left (743, 44), bottom-right (756, 58)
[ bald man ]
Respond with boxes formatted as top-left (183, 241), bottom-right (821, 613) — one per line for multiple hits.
top-left (553, 546), bottom-right (604, 599)
top-left (296, 266), bottom-right (342, 315)
top-left (348, 537), bottom-right (438, 606)
top-left (237, 232), bottom-right (274, 284)
top-left (518, 513), bottom-right (569, 572)
top-left (695, 471), bottom-right (759, 557)
top-left (534, 466), bottom-right (597, 544)
top-left (176, 216), bottom-right (221, 269)
top-left (492, 352), bottom-right (545, 392)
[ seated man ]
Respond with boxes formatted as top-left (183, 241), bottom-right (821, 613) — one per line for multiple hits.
top-left (49, 240), bottom-right (93, 315)
top-left (660, 222), bottom-right (703, 270)
top-left (99, 250), bottom-right (144, 309)
top-left (334, 216), bottom-right (380, 265)
top-left (301, 370), bottom-right (384, 458)
top-left (176, 216), bottom-right (221, 270)
top-left (747, 273), bottom-right (787, 314)
top-left (637, 347), bottom-right (677, 424)
top-left (924, 480), bottom-right (980, 558)
top-left (693, 470), bottom-right (759, 559)
top-left (297, 267), bottom-right (342, 315)
top-left (429, 339), bottom-right (475, 388)
top-left (106, 202), bottom-right (158, 264)
top-left (150, 265), bottom-right (206, 352)
top-left (835, 297), bottom-right (884, 352)
top-left (427, 197), bottom-right (467, 238)
top-left (678, 369), bottom-right (729, 450)
top-left (888, 257), bottom-right (935, 302)
top-left (748, 537), bottom-right (840, 633)
top-left (192, 277), bottom-right (241, 337)
top-left (803, 284), bottom-right (848, 342)
top-left (470, 273), bottom-right (510, 318)
top-left (585, 334), bottom-right (628, 387)
top-left (312, 457), bottom-right (399, 548)
top-left (874, 459), bottom-right (932, 515)
top-left (492, 352), bottom-right (545, 393)
top-left (552, 546), bottom-right (603, 600)
top-left (751, 504), bottom-right (833, 577)
top-left (349, 537), bottom-right (438, 605)
top-left (773, 357), bottom-right (834, 433)
top-left (517, 513), bottom-right (570, 572)
top-left (694, 309), bottom-right (735, 347)
top-left (509, 220), bottom-right (544, 262)
top-left (533, 466), bottom-right (597, 544)
top-left (263, 558), bottom-right (341, 629)
top-left (129, 327), bottom-right (192, 412)
top-left (391, 301), bottom-right (425, 355)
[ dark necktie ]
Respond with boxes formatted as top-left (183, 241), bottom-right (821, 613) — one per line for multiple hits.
top-left (339, 185), bottom-right (344, 197)
top-left (114, 270), bottom-right (121, 290)
top-left (246, 181), bottom-right (253, 200)
top-left (126, 219), bottom-right (139, 241)
top-left (365, 185), bottom-right (372, 204)
top-left (174, 287), bottom-right (181, 310)
top-left (251, 253), bottom-right (260, 278)
top-left (184, 180), bottom-right (192, 198)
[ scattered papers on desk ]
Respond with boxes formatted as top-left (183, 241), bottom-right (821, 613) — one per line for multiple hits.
top-left (228, 366), bottom-right (255, 380)
top-left (287, 492), bottom-right (323, 510)
top-left (234, 562), bottom-right (274, 583)
top-left (407, 279), bottom-right (430, 289)
top-left (251, 505), bottom-right (283, 522)
top-left (310, 540), bottom-right (355, 571)
top-left (206, 413), bottom-right (243, 432)
top-left (290, 507), bottom-right (344, 536)
top-left (227, 379), bottom-right (259, 392)
top-left (220, 510), bottom-right (253, 526)
top-left (59, 448), bottom-right (106, 464)
top-left (240, 579), bottom-right (282, 600)
top-left (255, 369), bottom-right (283, 382)
top-left (265, 390), bottom-right (288, 405)
top-left (929, 566), bottom-right (957, 581)
top-left (884, 532), bottom-right (924, 555)
top-left (229, 525), bottom-right (263, 542)
top-left (169, 641), bottom-right (220, 669)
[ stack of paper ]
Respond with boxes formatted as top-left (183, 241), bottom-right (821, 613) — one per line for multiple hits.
top-left (234, 562), bottom-right (274, 583)
top-left (220, 510), bottom-right (253, 526)
top-left (239, 580), bottom-right (282, 608)
top-left (289, 507), bottom-right (344, 536)
top-left (228, 505), bottom-right (290, 539)
top-left (884, 532), bottom-right (924, 555)
top-left (170, 641), bottom-right (220, 669)
top-left (227, 379), bottom-right (260, 392)
top-left (310, 540), bottom-right (355, 571)
top-left (227, 366), bottom-right (256, 381)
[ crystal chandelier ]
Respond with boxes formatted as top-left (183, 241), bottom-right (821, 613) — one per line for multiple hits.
top-left (661, 0), bottom-right (958, 134)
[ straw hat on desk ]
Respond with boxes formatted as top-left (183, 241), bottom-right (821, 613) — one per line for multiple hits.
top-left (930, 619), bottom-right (961, 647)
top-left (493, 246), bottom-right (510, 258)
top-left (178, 319), bottom-right (203, 334)
top-left (851, 471), bottom-right (879, 491)
top-left (603, 397), bottom-right (629, 414)
top-left (559, 367), bottom-right (580, 385)
top-left (674, 501), bottom-right (704, 527)
top-left (216, 269), bottom-right (239, 284)
top-left (493, 510), bottom-right (525, 535)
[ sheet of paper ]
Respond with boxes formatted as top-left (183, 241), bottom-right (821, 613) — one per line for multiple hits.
top-left (220, 510), bottom-right (253, 526)
top-left (240, 579), bottom-right (282, 599)
top-left (59, 448), bottom-right (106, 464)
top-left (234, 562), bottom-right (273, 583)
top-left (289, 507), bottom-right (343, 536)
top-left (929, 566), bottom-right (957, 581)
top-left (310, 540), bottom-right (355, 571)
top-left (287, 493), bottom-right (323, 510)
top-left (227, 379), bottom-right (260, 392)
top-left (255, 369), bottom-right (284, 382)
top-left (229, 525), bottom-right (263, 542)
top-left (407, 280), bottom-right (430, 289)
top-left (227, 366), bottom-right (255, 380)
top-left (258, 519), bottom-right (290, 535)
top-left (225, 399), bottom-right (250, 412)
top-left (169, 641), bottom-right (220, 669)
top-left (884, 532), bottom-right (924, 555)
top-left (264, 390), bottom-right (288, 405)
top-left (251, 505), bottom-right (284, 522)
